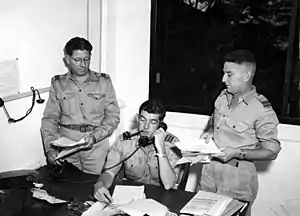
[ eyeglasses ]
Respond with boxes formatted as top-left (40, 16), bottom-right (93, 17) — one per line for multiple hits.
top-left (69, 56), bottom-right (91, 65)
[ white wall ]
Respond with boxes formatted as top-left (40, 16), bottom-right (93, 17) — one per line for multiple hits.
top-left (1, 1), bottom-right (300, 215)
top-left (101, 0), bottom-right (152, 137)
top-left (0, 0), bottom-right (89, 93)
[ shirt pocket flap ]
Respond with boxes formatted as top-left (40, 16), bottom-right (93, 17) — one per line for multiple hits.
top-left (87, 93), bottom-right (106, 100)
top-left (57, 92), bottom-right (76, 100)
top-left (225, 118), bottom-right (248, 133)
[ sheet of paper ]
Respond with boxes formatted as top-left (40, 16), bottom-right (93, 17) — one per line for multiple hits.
top-left (81, 201), bottom-right (121, 216)
top-left (120, 199), bottom-right (169, 216)
top-left (51, 137), bottom-right (86, 148)
top-left (0, 59), bottom-right (19, 97)
top-left (32, 188), bottom-right (67, 204)
top-left (175, 136), bottom-right (222, 154)
top-left (112, 185), bottom-right (145, 205)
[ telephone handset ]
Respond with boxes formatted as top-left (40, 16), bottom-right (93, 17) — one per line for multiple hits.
top-left (122, 122), bottom-right (168, 147)
top-left (104, 122), bottom-right (168, 172)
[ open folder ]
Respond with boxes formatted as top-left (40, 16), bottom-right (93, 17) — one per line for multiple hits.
top-left (180, 190), bottom-right (233, 216)
top-left (180, 190), bottom-right (245, 216)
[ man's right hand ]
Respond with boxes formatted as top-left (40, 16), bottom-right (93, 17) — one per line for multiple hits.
top-left (200, 132), bottom-right (213, 143)
top-left (93, 183), bottom-right (113, 203)
top-left (47, 150), bottom-right (62, 166)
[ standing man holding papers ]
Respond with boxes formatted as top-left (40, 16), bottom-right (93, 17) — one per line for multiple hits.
top-left (41, 37), bottom-right (120, 175)
top-left (198, 50), bottom-right (281, 216)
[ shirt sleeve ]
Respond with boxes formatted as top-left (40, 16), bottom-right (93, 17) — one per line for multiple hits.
top-left (255, 108), bottom-right (281, 154)
top-left (103, 139), bottom-right (124, 177)
top-left (41, 82), bottom-right (61, 154)
top-left (93, 78), bottom-right (120, 142)
top-left (164, 142), bottom-right (181, 179)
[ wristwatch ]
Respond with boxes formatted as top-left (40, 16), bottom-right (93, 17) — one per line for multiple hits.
top-left (238, 149), bottom-right (246, 160)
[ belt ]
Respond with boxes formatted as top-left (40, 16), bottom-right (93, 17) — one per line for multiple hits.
top-left (213, 158), bottom-right (240, 167)
top-left (59, 124), bottom-right (98, 132)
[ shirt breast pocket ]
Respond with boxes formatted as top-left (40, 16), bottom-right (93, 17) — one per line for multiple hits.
top-left (87, 93), bottom-right (106, 114)
top-left (124, 158), bottom-right (144, 179)
top-left (57, 92), bottom-right (77, 114)
top-left (225, 118), bottom-right (249, 133)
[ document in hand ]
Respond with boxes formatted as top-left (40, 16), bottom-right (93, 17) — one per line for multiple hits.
top-left (175, 136), bottom-right (222, 154)
top-left (180, 190), bottom-right (233, 216)
top-left (51, 137), bottom-right (87, 161)
top-left (175, 136), bottom-right (224, 165)
top-left (51, 137), bottom-right (86, 148)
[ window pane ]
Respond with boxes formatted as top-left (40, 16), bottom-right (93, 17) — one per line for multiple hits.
top-left (150, 0), bottom-right (299, 123)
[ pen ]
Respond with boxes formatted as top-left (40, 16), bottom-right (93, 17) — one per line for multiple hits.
top-left (102, 202), bottom-right (110, 210)
top-left (101, 194), bottom-right (112, 210)
top-left (237, 202), bottom-right (248, 215)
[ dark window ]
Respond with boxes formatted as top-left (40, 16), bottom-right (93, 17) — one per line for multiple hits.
top-left (150, 0), bottom-right (300, 125)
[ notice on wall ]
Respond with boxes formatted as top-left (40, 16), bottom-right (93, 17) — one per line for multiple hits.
top-left (0, 59), bottom-right (19, 97)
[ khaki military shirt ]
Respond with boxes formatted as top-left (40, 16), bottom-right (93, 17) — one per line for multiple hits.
top-left (104, 130), bottom-right (181, 186)
top-left (213, 86), bottom-right (281, 153)
top-left (41, 70), bottom-right (120, 153)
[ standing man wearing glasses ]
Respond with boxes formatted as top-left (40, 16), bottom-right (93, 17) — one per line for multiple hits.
top-left (41, 37), bottom-right (120, 174)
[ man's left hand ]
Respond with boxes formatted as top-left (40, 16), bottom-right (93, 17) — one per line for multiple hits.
top-left (81, 134), bottom-right (96, 150)
top-left (213, 146), bottom-right (239, 162)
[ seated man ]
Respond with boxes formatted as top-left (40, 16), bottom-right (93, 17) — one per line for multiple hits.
top-left (93, 99), bottom-right (181, 202)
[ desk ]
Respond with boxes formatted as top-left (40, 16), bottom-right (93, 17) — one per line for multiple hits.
top-left (0, 166), bottom-right (245, 216)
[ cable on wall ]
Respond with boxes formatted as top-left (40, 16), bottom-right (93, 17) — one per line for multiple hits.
top-left (0, 87), bottom-right (45, 124)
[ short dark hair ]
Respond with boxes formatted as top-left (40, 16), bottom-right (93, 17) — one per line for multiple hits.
top-left (64, 37), bottom-right (93, 56)
top-left (224, 49), bottom-right (256, 64)
top-left (139, 99), bottom-right (166, 121)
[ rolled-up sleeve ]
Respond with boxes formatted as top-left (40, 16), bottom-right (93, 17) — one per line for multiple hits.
top-left (165, 142), bottom-right (181, 179)
top-left (41, 83), bottom-right (61, 154)
top-left (93, 79), bottom-right (120, 142)
top-left (255, 109), bottom-right (281, 154)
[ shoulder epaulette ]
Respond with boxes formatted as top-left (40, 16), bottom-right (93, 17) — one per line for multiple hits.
top-left (256, 94), bottom-right (272, 108)
top-left (219, 89), bottom-right (227, 97)
top-left (164, 133), bottom-right (180, 144)
top-left (100, 73), bottom-right (110, 79)
top-left (120, 129), bottom-right (139, 141)
top-left (51, 75), bottom-right (60, 82)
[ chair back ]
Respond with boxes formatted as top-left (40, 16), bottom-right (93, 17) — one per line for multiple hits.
top-left (177, 163), bottom-right (190, 190)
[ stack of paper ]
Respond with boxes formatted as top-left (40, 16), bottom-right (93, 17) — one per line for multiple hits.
top-left (175, 136), bottom-right (224, 165)
top-left (180, 190), bottom-right (233, 216)
top-left (112, 185), bottom-right (145, 205)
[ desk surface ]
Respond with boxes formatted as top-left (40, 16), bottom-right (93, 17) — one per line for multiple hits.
top-left (0, 166), bottom-right (245, 216)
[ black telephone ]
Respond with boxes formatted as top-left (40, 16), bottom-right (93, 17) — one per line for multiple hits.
top-left (122, 122), bottom-right (168, 147)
